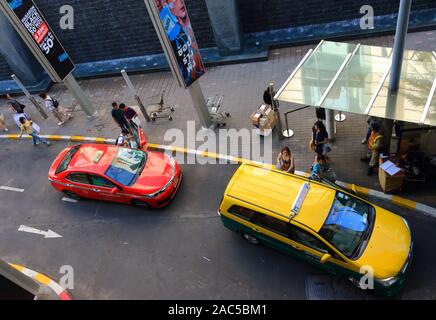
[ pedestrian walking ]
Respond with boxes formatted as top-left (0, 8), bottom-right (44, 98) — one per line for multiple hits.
top-left (276, 146), bottom-right (295, 174)
top-left (361, 122), bottom-right (384, 176)
top-left (111, 102), bottom-right (131, 132)
top-left (5, 93), bottom-right (29, 129)
top-left (6, 93), bottom-right (26, 114)
top-left (18, 116), bottom-right (51, 147)
top-left (311, 120), bottom-right (330, 160)
top-left (39, 92), bottom-right (72, 126)
top-left (0, 113), bottom-right (8, 132)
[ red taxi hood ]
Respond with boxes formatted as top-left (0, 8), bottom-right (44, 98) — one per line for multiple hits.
top-left (131, 151), bottom-right (174, 193)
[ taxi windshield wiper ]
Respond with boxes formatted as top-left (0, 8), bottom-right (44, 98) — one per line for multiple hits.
top-left (136, 154), bottom-right (147, 176)
top-left (352, 207), bottom-right (375, 259)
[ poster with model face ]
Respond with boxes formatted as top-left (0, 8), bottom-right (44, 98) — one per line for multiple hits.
top-left (154, 0), bottom-right (205, 88)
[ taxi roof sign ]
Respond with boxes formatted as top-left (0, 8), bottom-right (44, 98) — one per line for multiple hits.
top-left (290, 182), bottom-right (310, 218)
top-left (93, 151), bottom-right (104, 163)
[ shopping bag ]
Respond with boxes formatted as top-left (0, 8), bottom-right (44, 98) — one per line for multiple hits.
top-left (32, 122), bottom-right (41, 133)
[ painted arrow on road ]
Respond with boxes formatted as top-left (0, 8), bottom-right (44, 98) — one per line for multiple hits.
top-left (18, 225), bottom-right (62, 239)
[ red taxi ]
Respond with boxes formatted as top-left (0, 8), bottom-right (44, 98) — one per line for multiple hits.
top-left (48, 144), bottom-right (182, 209)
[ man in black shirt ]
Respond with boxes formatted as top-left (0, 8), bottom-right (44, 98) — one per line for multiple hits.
top-left (6, 93), bottom-right (26, 113)
top-left (111, 102), bottom-right (130, 132)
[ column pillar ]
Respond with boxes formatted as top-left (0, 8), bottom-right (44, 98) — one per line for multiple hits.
top-left (0, 10), bottom-right (47, 88)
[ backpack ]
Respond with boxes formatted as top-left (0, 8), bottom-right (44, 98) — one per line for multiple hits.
top-left (51, 97), bottom-right (59, 108)
top-left (11, 100), bottom-right (26, 113)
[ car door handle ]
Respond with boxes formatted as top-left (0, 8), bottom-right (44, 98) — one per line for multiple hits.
top-left (252, 228), bottom-right (260, 232)
top-left (292, 245), bottom-right (301, 250)
top-left (92, 189), bottom-right (101, 193)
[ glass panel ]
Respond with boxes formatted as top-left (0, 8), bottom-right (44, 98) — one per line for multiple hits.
top-left (320, 45), bottom-right (392, 114)
top-left (278, 41), bottom-right (358, 106)
top-left (277, 41), bottom-right (436, 126)
top-left (370, 52), bottom-right (436, 124)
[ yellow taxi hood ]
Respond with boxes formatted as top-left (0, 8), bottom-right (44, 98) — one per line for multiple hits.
top-left (357, 207), bottom-right (411, 279)
top-left (224, 164), bottom-right (334, 228)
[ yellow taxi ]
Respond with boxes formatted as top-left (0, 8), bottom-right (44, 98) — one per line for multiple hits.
top-left (218, 163), bottom-right (413, 296)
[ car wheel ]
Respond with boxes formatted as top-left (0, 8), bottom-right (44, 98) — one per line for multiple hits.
top-left (132, 200), bottom-right (151, 209)
top-left (62, 190), bottom-right (82, 200)
top-left (243, 233), bottom-right (259, 245)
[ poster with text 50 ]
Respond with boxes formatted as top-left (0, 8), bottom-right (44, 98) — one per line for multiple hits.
top-left (155, 0), bottom-right (205, 88)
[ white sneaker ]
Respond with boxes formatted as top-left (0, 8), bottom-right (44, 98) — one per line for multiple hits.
top-left (58, 121), bottom-right (65, 126)
top-left (3, 128), bottom-right (8, 132)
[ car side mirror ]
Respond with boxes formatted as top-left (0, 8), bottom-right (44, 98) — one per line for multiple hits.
top-left (320, 253), bottom-right (331, 265)
top-left (110, 187), bottom-right (119, 195)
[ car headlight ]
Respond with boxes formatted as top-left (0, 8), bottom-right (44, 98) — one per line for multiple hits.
top-left (143, 190), bottom-right (163, 199)
top-left (143, 155), bottom-right (176, 199)
top-left (376, 276), bottom-right (399, 287)
top-left (401, 241), bottom-right (413, 274)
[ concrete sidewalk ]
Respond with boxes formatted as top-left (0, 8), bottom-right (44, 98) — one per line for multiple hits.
top-left (1, 30), bottom-right (435, 207)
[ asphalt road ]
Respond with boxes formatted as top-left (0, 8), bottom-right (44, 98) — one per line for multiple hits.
top-left (0, 139), bottom-right (436, 300)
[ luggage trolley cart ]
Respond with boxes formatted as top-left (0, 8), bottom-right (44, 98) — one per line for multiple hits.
top-left (147, 90), bottom-right (175, 122)
top-left (207, 95), bottom-right (230, 127)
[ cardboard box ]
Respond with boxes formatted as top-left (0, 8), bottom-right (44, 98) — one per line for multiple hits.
top-left (259, 117), bottom-right (268, 127)
top-left (259, 104), bottom-right (270, 114)
top-left (378, 158), bottom-right (405, 193)
top-left (250, 112), bottom-right (262, 126)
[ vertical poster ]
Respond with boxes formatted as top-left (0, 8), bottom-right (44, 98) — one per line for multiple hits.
top-left (6, 0), bottom-right (74, 81)
top-left (154, 0), bottom-right (205, 88)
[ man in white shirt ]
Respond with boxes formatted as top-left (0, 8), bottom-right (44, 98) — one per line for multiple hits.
top-left (39, 92), bottom-right (72, 126)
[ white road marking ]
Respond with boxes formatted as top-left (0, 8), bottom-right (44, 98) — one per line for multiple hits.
top-left (18, 225), bottom-right (62, 239)
top-left (202, 256), bottom-right (211, 262)
top-left (0, 186), bottom-right (24, 193)
top-left (62, 197), bottom-right (78, 203)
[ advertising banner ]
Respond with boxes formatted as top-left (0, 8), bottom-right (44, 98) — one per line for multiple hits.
top-left (153, 0), bottom-right (205, 88)
top-left (4, 0), bottom-right (75, 81)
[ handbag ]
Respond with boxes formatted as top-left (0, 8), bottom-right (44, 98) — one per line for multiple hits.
top-left (309, 139), bottom-right (315, 152)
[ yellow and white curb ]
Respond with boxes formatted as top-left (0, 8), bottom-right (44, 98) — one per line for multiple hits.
top-left (0, 134), bottom-right (114, 144)
top-left (1, 133), bottom-right (436, 218)
top-left (8, 263), bottom-right (73, 300)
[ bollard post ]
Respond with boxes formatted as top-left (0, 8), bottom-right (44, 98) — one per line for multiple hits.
top-left (11, 74), bottom-right (48, 119)
top-left (121, 70), bottom-right (151, 122)
top-left (269, 83), bottom-right (284, 140)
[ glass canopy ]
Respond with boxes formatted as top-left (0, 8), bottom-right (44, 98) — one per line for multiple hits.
top-left (275, 41), bottom-right (436, 126)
